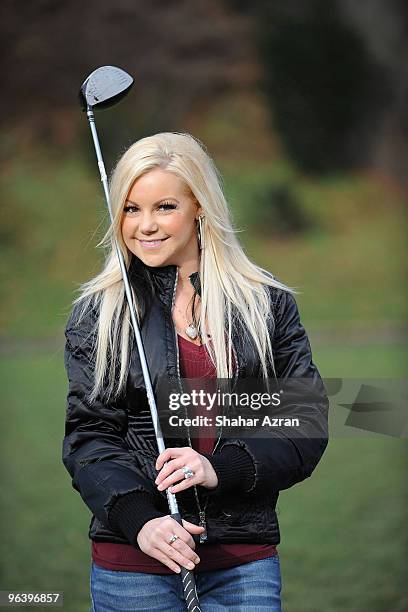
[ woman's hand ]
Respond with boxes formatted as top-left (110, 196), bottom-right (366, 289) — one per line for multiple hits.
top-left (155, 447), bottom-right (218, 493)
top-left (136, 516), bottom-right (204, 573)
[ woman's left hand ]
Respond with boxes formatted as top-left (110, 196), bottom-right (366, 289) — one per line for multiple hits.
top-left (155, 447), bottom-right (218, 493)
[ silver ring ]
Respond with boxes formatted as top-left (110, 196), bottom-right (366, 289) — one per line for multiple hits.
top-left (168, 534), bottom-right (179, 545)
top-left (182, 466), bottom-right (194, 479)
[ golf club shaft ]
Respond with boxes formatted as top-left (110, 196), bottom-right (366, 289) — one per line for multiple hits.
top-left (85, 107), bottom-right (201, 612)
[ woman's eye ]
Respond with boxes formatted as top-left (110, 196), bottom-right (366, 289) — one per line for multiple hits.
top-left (158, 202), bottom-right (177, 211)
top-left (123, 202), bottom-right (176, 214)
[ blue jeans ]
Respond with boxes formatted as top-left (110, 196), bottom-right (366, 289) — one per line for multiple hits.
top-left (90, 556), bottom-right (282, 611)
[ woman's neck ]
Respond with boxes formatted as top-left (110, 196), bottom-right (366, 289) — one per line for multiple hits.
top-left (176, 261), bottom-right (199, 290)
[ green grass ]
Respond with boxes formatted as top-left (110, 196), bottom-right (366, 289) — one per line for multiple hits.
top-left (313, 344), bottom-right (408, 379)
top-left (0, 347), bottom-right (91, 611)
top-left (222, 161), bottom-right (407, 329)
top-left (277, 342), bottom-right (408, 612)
top-left (278, 436), bottom-right (407, 612)
top-left (0, 152), bottom-right (105, 338)
top-left (0, 343), bottom-right (406, 611)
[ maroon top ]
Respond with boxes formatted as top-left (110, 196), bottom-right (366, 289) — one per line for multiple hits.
top-left (92, 333), bottom-right (277, 573)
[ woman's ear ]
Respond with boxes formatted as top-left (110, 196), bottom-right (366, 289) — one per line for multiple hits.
top-left (195, 201), bottom-right (203, 218)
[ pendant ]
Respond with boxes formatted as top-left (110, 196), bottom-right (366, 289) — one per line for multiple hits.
top-left (185, 324), bottom-right (198, 340)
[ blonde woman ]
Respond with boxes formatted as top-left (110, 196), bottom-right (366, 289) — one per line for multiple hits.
top-left (62, 132), bottom-right (329, 611)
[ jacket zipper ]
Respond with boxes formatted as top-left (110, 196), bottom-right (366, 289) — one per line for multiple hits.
top-left (197, 328), bottom-right (240, 540)
top-left (171, 269), bottom-right (241, 543)
top-left (171, 268), bottom-right (208, 541)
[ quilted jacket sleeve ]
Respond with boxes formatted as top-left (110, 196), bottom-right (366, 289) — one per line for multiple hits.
top-left (207, 289), bottom-right (329, 497)
top-left (62, 302), bottom-right (166, 542)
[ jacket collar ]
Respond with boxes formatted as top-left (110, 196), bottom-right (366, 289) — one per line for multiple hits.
top-left (129, 255), bottom-right (201, 310)
top-left (128, 255), bottom-right (247, 376)
top-left (188, 270), bottom-right (201, 296)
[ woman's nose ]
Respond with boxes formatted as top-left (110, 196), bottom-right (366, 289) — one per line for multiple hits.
top-left (139, 213), bottom-right (159, 234)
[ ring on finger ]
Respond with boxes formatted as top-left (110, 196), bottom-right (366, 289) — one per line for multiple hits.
top-left (182, 466), bottom-right (194, 479)
top-left (168, 534), bottom-right (179, 545)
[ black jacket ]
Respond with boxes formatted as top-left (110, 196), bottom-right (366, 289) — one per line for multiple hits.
top-left (62, 255), bottom-right (329, 549)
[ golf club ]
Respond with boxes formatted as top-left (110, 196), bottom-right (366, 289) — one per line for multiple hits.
top-left (79, 65), bottom-right (201, 612)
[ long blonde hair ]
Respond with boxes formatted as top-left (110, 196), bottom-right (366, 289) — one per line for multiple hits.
top-left (70, 132), bottom-right (294, 402)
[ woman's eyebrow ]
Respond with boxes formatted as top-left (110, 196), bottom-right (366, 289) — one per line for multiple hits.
top-left (125, 197), bottom-right (179, 205)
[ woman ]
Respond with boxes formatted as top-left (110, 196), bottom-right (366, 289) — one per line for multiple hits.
top-left (62, 132), bottom-right (329, 611)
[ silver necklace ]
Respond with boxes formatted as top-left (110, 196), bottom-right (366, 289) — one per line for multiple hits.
top-left (174, 302), bottom-right (201, 340)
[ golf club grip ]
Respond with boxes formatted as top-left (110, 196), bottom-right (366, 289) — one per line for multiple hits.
top-left (171, 512), bottom-right (201, 612)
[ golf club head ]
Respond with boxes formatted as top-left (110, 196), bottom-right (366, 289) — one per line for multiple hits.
top-left (79, 66), bottom-right (133, 111)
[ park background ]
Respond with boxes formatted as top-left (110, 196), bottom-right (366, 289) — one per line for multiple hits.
top-left (0, 1), bottom-right (407, 610)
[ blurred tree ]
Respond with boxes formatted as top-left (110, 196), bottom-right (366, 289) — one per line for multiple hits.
top-left (2, 0), bottom-right (407, 181)
top-left (251, 181), bottom-right (312, 237)
top-left (340, 0), bottom-right (408, 183)
top-left (0, 0), bottom-right (256, 166)
top-left (227, 0), bottom-right (408, 181)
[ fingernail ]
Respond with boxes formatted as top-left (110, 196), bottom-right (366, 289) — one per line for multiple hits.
top-left (157, 484), bottom-right (163, 490)
top-left (187, 562), bottom-right (194, 570)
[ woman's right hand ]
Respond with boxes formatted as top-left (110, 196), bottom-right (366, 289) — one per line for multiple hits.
top-left (136, 516), bottom-right (204, 573)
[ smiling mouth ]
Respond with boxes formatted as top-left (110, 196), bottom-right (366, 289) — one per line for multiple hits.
top-left (137, 237), bottom-right (169, 248)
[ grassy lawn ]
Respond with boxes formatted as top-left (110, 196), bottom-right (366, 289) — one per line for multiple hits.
top-left (277, 342), bottom-right (408, 612)
top-left (278, 435), bottom-right (407, 612)
top-left (0, 342), bottom-right (406, 612)
top-left (222, 162), bottom-right (407, 330)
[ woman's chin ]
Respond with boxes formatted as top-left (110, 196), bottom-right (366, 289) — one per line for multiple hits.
top-left (136, 251), bottom-right (171, 268)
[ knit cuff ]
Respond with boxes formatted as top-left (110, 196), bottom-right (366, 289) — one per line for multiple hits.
top-left (201, 444), bottom-right (255, 496)
top-left (108, 490), bottom-right (166, 548)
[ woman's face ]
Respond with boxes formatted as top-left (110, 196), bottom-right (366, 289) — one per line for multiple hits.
top-left (121, 168), bottom-right (201, 268)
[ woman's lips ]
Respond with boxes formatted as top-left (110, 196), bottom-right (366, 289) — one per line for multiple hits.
top-left (138, 237), bottom-right (169, 249)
